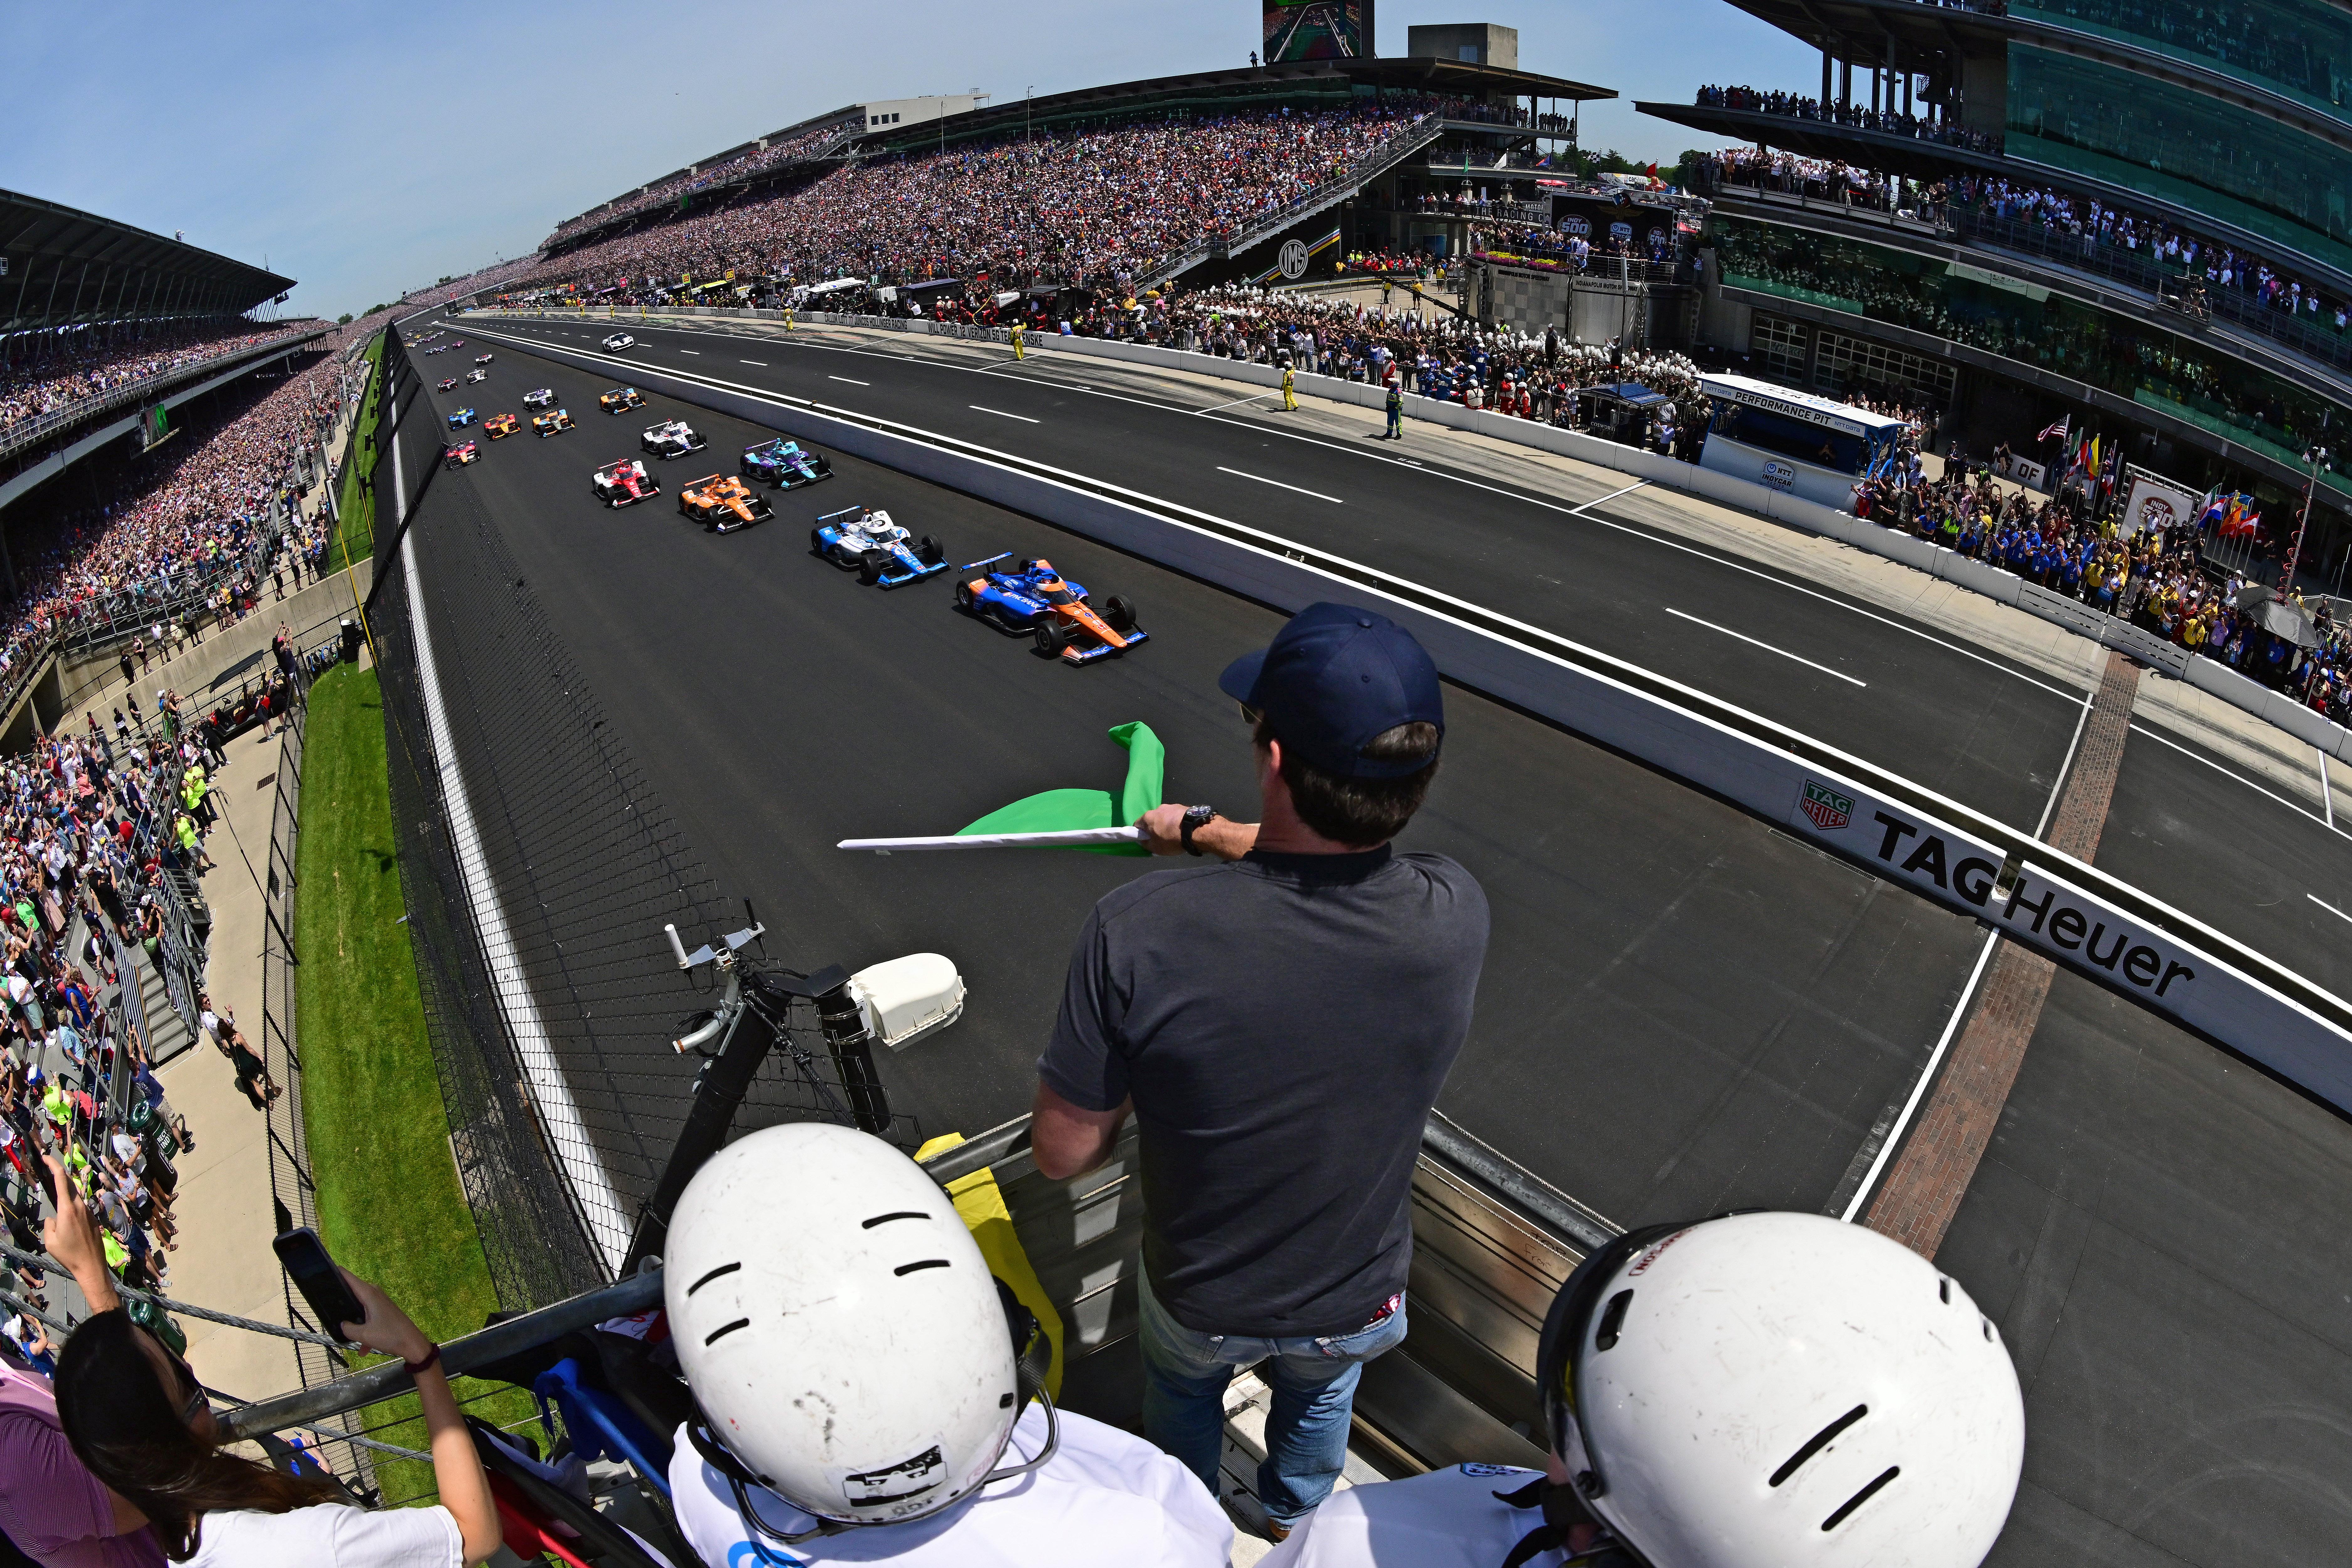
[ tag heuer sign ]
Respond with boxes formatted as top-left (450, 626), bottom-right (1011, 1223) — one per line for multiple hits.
top-left (1800, 781), bottom-right (1854, 831)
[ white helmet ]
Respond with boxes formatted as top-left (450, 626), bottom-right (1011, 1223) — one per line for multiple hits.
top-left (1534, 1212), bottom-right (2023, 1568)
top-left (665, 1123), bottom-right (1051, 1535)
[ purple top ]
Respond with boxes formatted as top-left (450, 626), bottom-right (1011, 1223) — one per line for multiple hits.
top-left (0, 1364), bottom-right (165, 1567)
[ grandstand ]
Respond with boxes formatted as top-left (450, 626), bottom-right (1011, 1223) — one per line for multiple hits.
top-left (1638, 0), bottom-right (2352, 599)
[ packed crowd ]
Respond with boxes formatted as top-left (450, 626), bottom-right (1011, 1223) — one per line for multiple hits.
top-left (544, 113), bottom-right (864, 247)
top-left (1694, 84), bottom-right (2004, 154)
top-left (0, 319), bottom-right (307, 438)
top-left (1856, 458), bottom-right (2349, 719)
top-left (517, 99), bottom-right (1455, 300)
top-left (1702, 145), bottom-right (1905, 210)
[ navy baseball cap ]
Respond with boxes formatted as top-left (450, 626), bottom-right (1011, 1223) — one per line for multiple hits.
top-left (1218, 603), bottom-right (1444, 778)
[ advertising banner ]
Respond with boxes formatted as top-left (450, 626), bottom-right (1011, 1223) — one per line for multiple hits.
top-left (2121, 469), bottom-right (2201, 536)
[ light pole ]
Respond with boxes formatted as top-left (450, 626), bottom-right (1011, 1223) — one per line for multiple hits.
top-left (2287, 441), bottom-right (2332, 593)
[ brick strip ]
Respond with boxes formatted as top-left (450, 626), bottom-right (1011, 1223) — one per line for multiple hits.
top-left (1863, 651), bottom-right (2139, 1258)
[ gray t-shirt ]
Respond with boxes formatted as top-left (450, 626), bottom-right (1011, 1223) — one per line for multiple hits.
top-left (1041, 846), bottom-right (1489, 1337)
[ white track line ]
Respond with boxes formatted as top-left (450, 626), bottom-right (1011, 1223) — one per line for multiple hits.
top-left (969, 404), bottom-right (1038, 423)
top-left (741, 359), bottom-right (768, 366)
top-left (2313, 894), bottom-right (2352, 925)
top-left (2130, 723), bottom-right (2352, 842)
top-left (830, 376), bottom-right (870, 386)
top-left (393, 383), bottom-right (627, 1272)
top-left (1662, 607), bottom-right (1865, 686)
top-left (1195, 390), bottom-right (1273, 415)
top-left (2321, 749), bottom-right (2336, 831)
top-left (1216, 465), bottom-right (1343, 503)
top-left (1570, 480), bottom-right (1648, 515)
top-left (1840, 930), bottom-right (2001, 1223)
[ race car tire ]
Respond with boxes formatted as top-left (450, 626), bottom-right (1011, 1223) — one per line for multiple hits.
top-left (858, 551), bottom-right (887, 585)
top-left (1036, 621), bottom-right (1068, 657)
top-left (1104, 595), bottom-right (1138, 633)
top-left (811, 529), bottom-right (833, 558)
top-left (954, 581), bottom-right (974, 611)
top-left (918, 536), bottom-right (945, 567)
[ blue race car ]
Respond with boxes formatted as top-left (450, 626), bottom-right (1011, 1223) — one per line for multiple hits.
top-left (953, 553), bottom-right (1146, 663)
top-left (447, 407), bottom-right (476, 428)
top-left (811, 505), bottom-right (947, 588)
top-left (740, 438), bottom-right (834, 489)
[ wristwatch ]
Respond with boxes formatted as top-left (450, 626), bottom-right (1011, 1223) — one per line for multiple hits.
top-left (1179, 804), bottom-right (1216, 856)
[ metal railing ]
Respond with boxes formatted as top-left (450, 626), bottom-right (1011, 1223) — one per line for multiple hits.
top-left (0, 327), bottom-right (329, 465)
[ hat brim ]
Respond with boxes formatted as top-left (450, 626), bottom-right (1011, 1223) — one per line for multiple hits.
top-left (1217, 647), bottom-right (1267, 706)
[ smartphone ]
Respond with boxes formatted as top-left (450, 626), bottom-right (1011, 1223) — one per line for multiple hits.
top-left (32, 1158), bottom-right (55, 1212)
top-left (273, 1228), bottom-right (365, 1343)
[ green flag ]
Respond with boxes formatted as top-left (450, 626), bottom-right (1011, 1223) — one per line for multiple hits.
top-left (956, 722), bottom-right (1163, 855)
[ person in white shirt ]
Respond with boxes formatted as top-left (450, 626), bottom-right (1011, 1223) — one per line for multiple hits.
top-left (662, 1122), bottom-right (1231, 1568)
top-left (1262, 1213), bottom-right (2026, 1568)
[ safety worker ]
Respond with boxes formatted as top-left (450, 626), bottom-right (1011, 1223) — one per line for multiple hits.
top-left (1260, 1211), bottom-right (2025, 1568)
top-left (1385, 378), bottom-right (1404, 440)
top-left (1011, 319), bottom-right (1026, 362)
top-left (1281, 357), bottom-right (1298, 412)
top-left (783, 305), bottom-right (794, 332)
top-left (664, 1122), bottom-right (1232, 1567)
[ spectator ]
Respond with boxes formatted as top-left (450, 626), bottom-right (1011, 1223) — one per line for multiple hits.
top-left (1032, 604), bottom-right (1487, 1542)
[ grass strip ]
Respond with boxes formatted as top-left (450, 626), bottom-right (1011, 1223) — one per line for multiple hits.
top-left (293, 662), bottom-right (534, 1504)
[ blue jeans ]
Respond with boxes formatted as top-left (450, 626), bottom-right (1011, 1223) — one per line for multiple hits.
top-left (1137, 1270), bottom-right (1408, 1525)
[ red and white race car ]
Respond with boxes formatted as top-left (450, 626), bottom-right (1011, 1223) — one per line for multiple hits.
top-left (444, 441), bottom-right (479, 469)
top-left (592, 458), bottom-right (661, 508)
top-left (437, 377), bottom-right (458, 391)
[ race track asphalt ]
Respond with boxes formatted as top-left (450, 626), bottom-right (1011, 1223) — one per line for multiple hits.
top-left (405, 328), bottom-right (2352, 1565)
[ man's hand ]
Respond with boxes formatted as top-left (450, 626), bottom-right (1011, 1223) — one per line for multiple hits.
top-left (41, 1155), bottom-right (118, 1314)
top-left (1136, 805), bottom-right (1258, 861)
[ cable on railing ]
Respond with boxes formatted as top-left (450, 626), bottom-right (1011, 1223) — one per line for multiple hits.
top-left (0, 1243), bottom-right (345, 1347)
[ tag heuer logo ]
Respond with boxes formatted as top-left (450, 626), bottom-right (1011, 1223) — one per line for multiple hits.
top-left (1800, 782), bottom-right (1854, 831)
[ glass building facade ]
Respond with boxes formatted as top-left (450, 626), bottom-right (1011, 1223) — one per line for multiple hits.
top-left (1708, 213), bottom-right (2352, 495)
top-left (2006, 45), bottom-right (2352, 276)
top-left (2011, 0), bottom-right (2352, 123)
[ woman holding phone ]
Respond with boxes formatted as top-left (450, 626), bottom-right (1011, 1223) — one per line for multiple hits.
top-left (46, 1160), bottom-right (501, 1566)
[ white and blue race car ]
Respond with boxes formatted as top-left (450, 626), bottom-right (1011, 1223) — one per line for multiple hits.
top-left (811, 505), bottom-right (948, 588)
top-left (641, 419), bottom-right (708, 459)
top-left (523, 387), bottom-right (557, 408)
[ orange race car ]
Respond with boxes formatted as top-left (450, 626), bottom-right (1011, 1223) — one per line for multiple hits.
top-left (954, 553), bottom-right (1147, 663)
top-left (484, 413), bottom-right (520, 439)
top-left (678, 474), bottom-right (776, 534)
top-left (533, 408), bottom-right (575, 437)
top-left (599, 386), bottom-right (647, 413)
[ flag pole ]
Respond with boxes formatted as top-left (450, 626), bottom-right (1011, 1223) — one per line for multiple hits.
top-left (839, 826), bottom-right (1147, 854)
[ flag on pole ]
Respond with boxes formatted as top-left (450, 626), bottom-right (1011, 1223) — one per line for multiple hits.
top-left (952, 721), bottom-right (1165, 854)
top-left (2037, 413), bottom-right (2069, 444)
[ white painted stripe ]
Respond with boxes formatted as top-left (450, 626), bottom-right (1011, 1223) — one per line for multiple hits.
top-left (1570, 479), bottom-right (1648, 515)
top-left (2034, 690), bottom-right (2098, 842)
top-left (2321, 749), bottom-right (2336, 831)
top-left (969, 404), bottom-right (1039, 423)
top-left (1215, 465), bottom-right (1343, 504)
top-left (678, 349), bottom-right (700, 355)
top-left (741, 359), bottom-right (768, 366)
top-left (391, 394), bottom-right (629, 1275)
top-left (1662, 607), bottom-right (1866, 686)
top-left (2130, 724), bottom-right (2351, 842)
top-left (1841, 929), bottom-right (2001, 1223)
top-left (1194, 390), bottom-right (1271, 415)
top-left (830, 376), bottom-right (871, 386)
top-left (2314, 894), bottom-right (2352, 925)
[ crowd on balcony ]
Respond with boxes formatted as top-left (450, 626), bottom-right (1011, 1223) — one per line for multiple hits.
top-left (1693, 85), bottom-right (2004, 154)
top-left (543, 113), bottom-right (863, 248)
top-left (1853, 455), bottom-right (2347, 721)
top-left (514, 99), bottom-right (1455, 302)
top-left (0, 319), bottom-right (307, 440)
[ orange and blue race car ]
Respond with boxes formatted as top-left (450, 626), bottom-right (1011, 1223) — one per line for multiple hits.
top-left (680, 474), bottom-right (775, 534)
top-left (444, 441), bottom-right (479, 469)
top-left (592, 458), bottom-right (660, 508)
top-left (953, 554), bottom-right (1146, 662)
top-left (484, 413), bottom-right (520, 439)
top-left (599, 386), bottom-right (647, 413)
top-left (533, 408), bottom-right (575, 437)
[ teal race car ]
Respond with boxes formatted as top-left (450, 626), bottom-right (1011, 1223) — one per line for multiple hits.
top-left (741, 437), bottom-right (834, 490)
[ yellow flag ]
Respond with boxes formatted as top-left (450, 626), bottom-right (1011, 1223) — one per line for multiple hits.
top-left (914, 1133), bottom-right (1065, 1398)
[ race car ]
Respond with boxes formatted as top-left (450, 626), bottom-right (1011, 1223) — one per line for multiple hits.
top-left (603, 333), bottom-right (636, 351)
top-left (448, 407), bottom-right (476, 428)
top-left (465, 368), bottom-right (487, 384)
top-left (599, 386), bottom-right (646, 414)
top-left (436, 377), bottom-right (458, 391)
top-left (444, 440), bottom-right (479, 468)
top-left (954, 554), bottom-right (1146, 663)
top-left (533, 408), bottom-right (575, 437)
top-left (812, 505), bottom-right (947, 588)
top-left (592, 458), bottom-right (661, 508)
top-left (741, 437), bottom-right (833, 490)
top-left (679, 474), bottom-right (776, 533)
top-left (641, 419), bottom-right (708, 459)
top-left (523, 387), bottom-right (556, 409)
top-left (484, 413), bottom-right (520, 439)
top-left (475, 354), bottom-right (494, 364)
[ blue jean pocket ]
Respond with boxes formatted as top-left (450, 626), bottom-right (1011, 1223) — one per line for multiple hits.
top-left (1313, 1296), bottom-right (1409, 1361)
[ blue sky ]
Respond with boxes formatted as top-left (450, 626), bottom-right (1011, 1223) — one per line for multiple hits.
top-left (2, 1), bottom-right (1818, 322)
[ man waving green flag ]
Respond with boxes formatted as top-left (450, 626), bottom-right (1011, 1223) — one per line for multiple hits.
top-left (954, 722), bottom-right (1164, 855)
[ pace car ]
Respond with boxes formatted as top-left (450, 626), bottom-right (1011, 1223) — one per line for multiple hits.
top-left (641, 420), bottom-right (707, 459)
top-left (811, 505), bottom-right (948, 588)
top-left (954, 555), bottom-right (1146, 663)
top-left (444, 441), bottom-right (479, 468)
top-left (599, 386), bottom-right (646, 414)
top-left (592, 459), bottom-right (660, 508)
top-left (465, 368), bottom-right (487, 384)
top-left (533, 409), bottom-right (575, 437)
top-left (523, 387), bottom-right (556, 409)
top-left (436, 377), bottom-right (458, 391)
top-left (475, 354), bottom-right (493, 365)
top-left (603, 333), bottom-right (636, 351)
top-left (741, 437), bottom-right (833, 489)
top-left (680, 474), bottom-right (775, 533)
top-left (484, 413), bottom-right (520, 439)
top-left (448, 407), bottom-right (476, 428)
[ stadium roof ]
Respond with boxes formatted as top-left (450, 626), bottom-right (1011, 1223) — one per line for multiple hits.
top-left (0, 187), bottom-right (294, 335)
